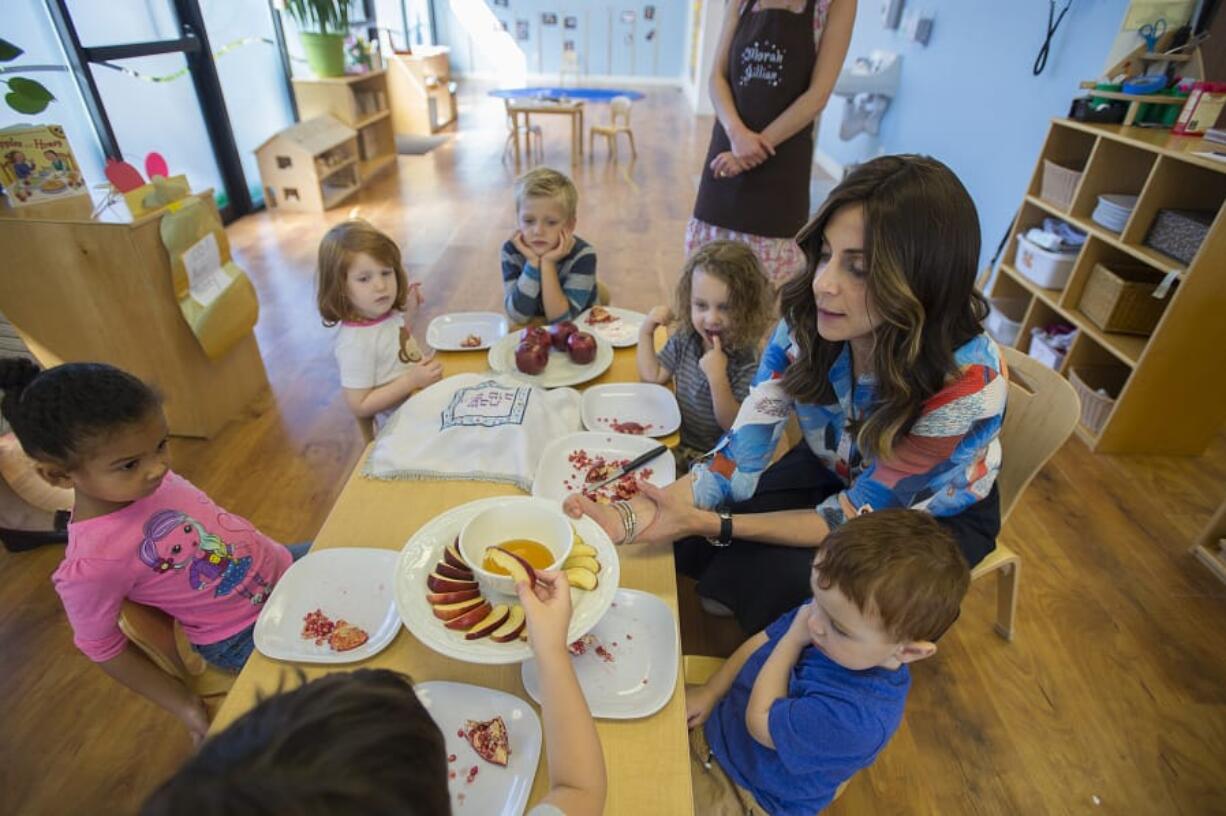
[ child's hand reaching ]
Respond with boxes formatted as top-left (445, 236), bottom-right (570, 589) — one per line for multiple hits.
top-left (516, 570), bottom-right (573, 653)
top-left (511, 231), bottom-right (539, 264)
top-left (699, 334), bottom-right (727, 380)
top-left (645, 305), bottom-right (674, 330)
top-left (686, 683), bottom-right (720, 730)
top-left (404, 354), bottom-right (443, 392)
top-left (541, 230), bottom-right (576, 264)
top-left (178, 696), bottom-right (210, 747)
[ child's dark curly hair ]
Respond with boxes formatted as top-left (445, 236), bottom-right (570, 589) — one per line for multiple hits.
top-left (0, 358), bottom-right (162, 466)
top-left (674, 240), bottom-right (774, 351)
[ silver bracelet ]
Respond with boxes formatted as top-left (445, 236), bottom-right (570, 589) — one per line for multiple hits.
top-left (613, 500), bottom-right (636, 546)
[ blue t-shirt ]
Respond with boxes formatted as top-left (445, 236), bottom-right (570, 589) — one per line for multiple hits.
top-left (704, 605), bottom-right (911, 815)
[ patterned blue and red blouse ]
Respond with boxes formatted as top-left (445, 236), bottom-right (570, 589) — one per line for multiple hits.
top-left (691, 321), bottom-right (1007, 529)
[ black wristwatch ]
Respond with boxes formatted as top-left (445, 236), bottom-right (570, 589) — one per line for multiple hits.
top-left (706, 508), bottom-right (733, 547)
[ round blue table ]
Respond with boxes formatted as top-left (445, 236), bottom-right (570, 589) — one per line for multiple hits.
top-left (488, 87), bottom-right (645, 102)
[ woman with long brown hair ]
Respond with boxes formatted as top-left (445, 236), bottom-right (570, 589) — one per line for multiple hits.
top-left (567, 155), bottom-right (1007, 632)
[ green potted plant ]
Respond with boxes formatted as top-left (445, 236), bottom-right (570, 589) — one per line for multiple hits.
top-left (281, 0), bottom-right (351, 78)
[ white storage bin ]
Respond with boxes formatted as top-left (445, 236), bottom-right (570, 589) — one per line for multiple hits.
top-left (1027, 327), bottom-right (1075, 370)
top-left (1015, 234), bottom-right (1077, 289)
top-left (985, 297), bottom-right (1028, 346)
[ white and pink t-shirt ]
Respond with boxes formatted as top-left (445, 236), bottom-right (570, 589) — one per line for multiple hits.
top-left (52, 471), bottom-right (291, 662)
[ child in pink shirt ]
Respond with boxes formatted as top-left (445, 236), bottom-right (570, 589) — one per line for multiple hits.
top-left (0, 359), bottom-right (300, 742)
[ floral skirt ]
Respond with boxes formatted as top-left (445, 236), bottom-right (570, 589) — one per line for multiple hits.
top-left (684, 217), bottom-right (808, 288)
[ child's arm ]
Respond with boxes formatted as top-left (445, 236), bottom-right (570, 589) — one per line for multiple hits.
top-left (503, 235), bottom-right (539, 323)
top-left (517, 572), bottom-right (607, 815)
top-left (100, 646), bottom-right (210, 744)
top-left (538, 230), bottom-right (579, 322)
top-left (745, 603), bottom-right (813, 749)
top-left (342, 358), bottom-right (444, 419)
top-left (637, 306), bottom-right (674, 384)
top-left (686, 630), bottom-right (769, 729)
top-left (698, 336), bottom-right (740, 430)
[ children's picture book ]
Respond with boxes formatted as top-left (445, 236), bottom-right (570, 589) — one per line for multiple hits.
top-left (0, 124), bottom-right (88, 206)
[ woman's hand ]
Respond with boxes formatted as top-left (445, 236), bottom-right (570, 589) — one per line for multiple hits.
top-left (709, 151), bottom-right (749, 179)
top-left (563, 493), bottom-right (628, 545)
top-left (728, 125), bottom-right (775, 167)
top-left (633, 478), bottom-right (710, 545)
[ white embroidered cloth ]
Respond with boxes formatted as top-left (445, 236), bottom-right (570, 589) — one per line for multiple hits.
top-left (363, 374), bottom-right (581, 490)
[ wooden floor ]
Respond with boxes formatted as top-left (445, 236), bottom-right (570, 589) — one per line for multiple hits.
top-left (2, 86), bottom-right (1225, 815)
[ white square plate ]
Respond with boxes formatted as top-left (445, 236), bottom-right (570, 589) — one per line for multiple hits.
top-left (254, 548), bottom-right (400, 664)
top-left (531, 431), bottom-right (675, 502)
top-left (581, 383), bottom-right (681, 438)
top-left (576, 306), bottom-right (645, 347)
top-left (521, 589), bottom-right (679, 719)
top-left (488, 331), bottom-right (614, 388)
top-left (427, 312), bottom-right (510, 351)
top-left (415, 681), bottom-right (542, 816)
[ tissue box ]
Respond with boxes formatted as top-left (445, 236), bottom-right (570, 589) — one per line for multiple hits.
top-left (1144, 209), bottom-right (1212, 265)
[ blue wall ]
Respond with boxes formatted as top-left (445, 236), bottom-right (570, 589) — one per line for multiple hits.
top-left (437, 0), bottom-right (688, 79)
top-left (817, 0), bottom-right (1129, 269)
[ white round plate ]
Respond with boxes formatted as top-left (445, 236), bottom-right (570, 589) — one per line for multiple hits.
top-left (254, 548), bottom-right (401, 664)
top-left (581, 383), bottom-right (681, 438)
top-left (521, 589), bottom-right (679, 719)
top-left (576, 306), bottom-right (645, 347)
top-left (415, 681), bottom-right (542, 816)
top-left (531, 431), bottom-right (676, 502)
top-left (395, 496), bottom-right (619, 664)
top-left (427, 312), bottom-right (509, 351)
top-left (487, 330), bottom-right (614, 388)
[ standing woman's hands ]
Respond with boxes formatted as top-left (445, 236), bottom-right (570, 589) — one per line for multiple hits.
top-left (728, 124), bottom-right (775, 168)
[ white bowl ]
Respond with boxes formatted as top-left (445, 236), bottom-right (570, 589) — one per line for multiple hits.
top-left (458, 500), bottom-right (573, 596)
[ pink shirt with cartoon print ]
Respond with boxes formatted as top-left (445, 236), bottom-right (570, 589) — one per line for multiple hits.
top-left (52, 471), bottom-right (291, 662)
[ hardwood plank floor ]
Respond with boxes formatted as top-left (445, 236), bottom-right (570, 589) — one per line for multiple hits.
top-left (1, 85), bottom-right (1224, 815)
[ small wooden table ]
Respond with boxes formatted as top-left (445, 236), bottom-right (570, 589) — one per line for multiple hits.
top-left (209, 343), bottom-right (694, 815)
top-left (507, 98), bottom-right (586, 167)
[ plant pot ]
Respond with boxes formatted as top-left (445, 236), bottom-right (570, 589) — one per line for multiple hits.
top-left (300, 32), bottom-right (346, 77)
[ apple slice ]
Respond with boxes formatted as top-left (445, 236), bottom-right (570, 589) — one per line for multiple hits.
top-left (465, 604), bottom-right (510, 640)
top-left (486, 546), bottom-right (538, 588)
top-left (445, 601), bottom-right (493, 630)
top-left (432, 596), bottom-right (486, 621)
top-left (569, 542), bottom-right (598, 559)
top-left (565, 567), bottom-right (598, 591)
top-left (563, 555), bottom-right (600, 574)
top-left (444, 538), bottom-right (470, 571)
top-left (436, 561), bottom-right (474, 581)
top-left (490, 605), bottom-right (526, 643)
top-left (427, 572), bottom-right (478, 593)
top-left (427, 588), bottom-right (482, 606)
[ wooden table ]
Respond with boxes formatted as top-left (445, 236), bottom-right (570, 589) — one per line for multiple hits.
top-left (507, 98), bottom-right (586, 167)
top-left (209, 343), bottom-right (694, 815)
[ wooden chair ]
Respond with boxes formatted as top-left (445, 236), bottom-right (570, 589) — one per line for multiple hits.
top-left (559, 48), bottom-right (582, 87)
top-left (682, 655), bottom-right (851, 802)
top-left (975, 345), bottom-right (1080, 640)
top-left (118, 601), bottom-right (236, 701)
top-left (589, 96), bottom-right (637, 159)
top-left (502, 99), bottom-right (543, 165)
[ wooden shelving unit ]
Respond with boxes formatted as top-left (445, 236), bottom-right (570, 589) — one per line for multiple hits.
top-left (988, 119), bottom-right (1226, 454)
top-left (386, 47), bottom-right (457, 136)
top-left (292, 70), bottom-right (397, 185)
top-left (1192, 498), bottom-right (1226, 585)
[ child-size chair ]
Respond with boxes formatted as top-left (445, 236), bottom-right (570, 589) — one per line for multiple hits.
top-left (589, 96), bottom-right (637, 159)
top-left (559, 48), bottom-right (582, 87)
top-left (502, 99), bottom-right (543, 165)
top-left (118, 601), bottom-right (236, 703)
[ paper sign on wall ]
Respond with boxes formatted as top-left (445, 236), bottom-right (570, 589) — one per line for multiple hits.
top-left (182, 233), bottom-right (231, 307)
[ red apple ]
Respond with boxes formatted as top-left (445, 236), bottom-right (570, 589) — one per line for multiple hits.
top-left (444, 539), bottom-right (470, 571)
top-left (486, 546), bottom-right (538, 588)
top-left (435, 561), bottom-right (473, 581)
top-left (549, 320), bottom-right (579, 351)
top-left (515, 341), bottom-right (549, 375)
top-left (445, 601), bottom-right (493, 630)
top-left (490, 605), bottom-right (527, 643)
top-left (427, 572), bottom-right (479, 593)
top-left (465, 604), bottom-right (511, 640)
top-left (567, 331), bottom-right (598, 365)
top-left (427, 588), bottom-right (482, 606)
top-left (431, 596), bottom-right (486, 621)
top-left (520, 326), bottom-right (551, 349)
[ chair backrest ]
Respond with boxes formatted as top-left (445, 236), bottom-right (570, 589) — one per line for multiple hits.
top-left (996, 345), bottom-right (1081, 522)
top-left (610, 95), bottom-right (632, 126)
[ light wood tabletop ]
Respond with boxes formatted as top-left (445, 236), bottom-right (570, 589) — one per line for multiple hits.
top-left (209, 338), bottom-right (694, 815)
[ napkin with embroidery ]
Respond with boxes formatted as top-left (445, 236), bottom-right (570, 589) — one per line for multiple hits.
top-left (363, 373), bottom-right (581, 490)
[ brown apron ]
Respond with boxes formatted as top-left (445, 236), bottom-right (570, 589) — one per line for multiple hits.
top-left (693, 0), bottom-right (819, 239)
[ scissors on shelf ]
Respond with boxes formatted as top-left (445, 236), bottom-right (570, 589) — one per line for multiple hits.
top-left (1139, 18), bottom-right (1167, 52)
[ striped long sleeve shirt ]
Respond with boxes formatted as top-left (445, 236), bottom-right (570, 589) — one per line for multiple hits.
top-left (501, 236), bottom-right (598, 323)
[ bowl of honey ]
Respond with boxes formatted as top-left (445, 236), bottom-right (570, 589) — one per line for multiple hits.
top-left (458, 499), bottom-right (574, 596)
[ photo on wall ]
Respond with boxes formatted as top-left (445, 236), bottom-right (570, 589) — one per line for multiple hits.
top-left (542, 12), bottom-right (558, 25)
top-left (621, 9), bottom-right (636, 22)
top-left (493, 0), bottom-right (509, 6)
top-left (644, 5), bottom-right (655, 20)
top-left (564, 15), bottom-right (578, 28)
top-left (516, 19), bottom-right (530, 39)
top-left (563, 39), bottom-right (576, 51)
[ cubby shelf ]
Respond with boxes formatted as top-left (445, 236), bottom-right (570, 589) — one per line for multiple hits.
top-left (990, 119), bottom-right (1226, 455)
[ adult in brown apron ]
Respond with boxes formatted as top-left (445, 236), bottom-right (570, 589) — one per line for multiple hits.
top-left (694, 0), bottom-right (821, 240)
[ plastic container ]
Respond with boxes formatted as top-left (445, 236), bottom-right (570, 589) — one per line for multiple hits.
top-left (1173, 81), bottom-right (1226, 136)
top-left (1027, 327), bottom-right (1074, 370)
top-left (985, 297), bottom-right (1028, 346)
top-left (1078, 263), bottom-right (1171, 336)
top-left (1039, 159), bottom-right (1083, 209)
top-left (1069, 365), bottom-right (1130, 436)
top-left (1015, 234), bottom-right (1078, 289)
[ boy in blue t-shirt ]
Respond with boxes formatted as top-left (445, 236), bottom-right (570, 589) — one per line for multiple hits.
top-left (685, 509), bottom-right (971, 815)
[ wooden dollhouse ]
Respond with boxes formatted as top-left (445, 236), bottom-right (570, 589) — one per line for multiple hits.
top-left (254, 115), bottom-right (359, 212)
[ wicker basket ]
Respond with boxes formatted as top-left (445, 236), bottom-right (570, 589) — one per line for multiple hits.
top-left (1069, 365), bottom-right (1130, 435)
top-left (1078, 263), bottom-right (1171, 335)
top-left (1039, 159), bottom-right (1084, 210)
